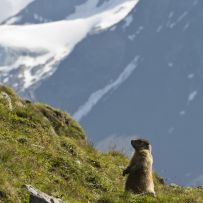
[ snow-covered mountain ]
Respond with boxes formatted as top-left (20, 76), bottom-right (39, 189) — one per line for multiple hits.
top-left (2, 0), bottom-right (86, 24)
top-left (1, 0), bottom-right (203, 186)
top-left (0, 0), bottom-right (138, 91)
top-left (0, 0), bottom-right (33, 23)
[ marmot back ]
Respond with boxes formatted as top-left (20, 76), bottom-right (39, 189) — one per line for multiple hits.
top-left (123, 139), bottom-right (155, 196)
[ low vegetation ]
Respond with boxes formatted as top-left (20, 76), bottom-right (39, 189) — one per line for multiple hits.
top-left (0, 85), bottom-right (203, 203)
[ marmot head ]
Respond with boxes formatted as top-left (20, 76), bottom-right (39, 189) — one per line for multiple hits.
top-left (131, 139), bottom-right (151, 151)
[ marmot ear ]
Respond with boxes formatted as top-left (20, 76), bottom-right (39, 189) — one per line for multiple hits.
top-left (131, 140), bottom-right (134, 146)
top-left (131, 140), bottom-right (136, 148)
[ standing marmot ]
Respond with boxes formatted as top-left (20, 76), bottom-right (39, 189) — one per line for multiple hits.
top-left (123, 139), bottom-right (155, 196)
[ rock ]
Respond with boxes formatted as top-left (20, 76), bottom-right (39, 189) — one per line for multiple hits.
top-left (26, 185), bottom-right (67, 203)
top-left (156, 175), bottom-right (165, 185)
top-left (0, 191), bottom-right (6, 199)
top-left (25, 100), bottom-right (32, 104)
top-left (169, 183), bottom-right (179, 187)
top-left (17, 137), bottom-right (28, 144)
top-left (0, 91), bottom-right (13, 111)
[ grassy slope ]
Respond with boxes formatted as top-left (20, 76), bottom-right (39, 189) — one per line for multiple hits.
top-left (0, 85), bottom-right (203, 203)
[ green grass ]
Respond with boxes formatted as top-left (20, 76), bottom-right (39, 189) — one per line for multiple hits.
top-left (0, 85), bottom-right (203, 203)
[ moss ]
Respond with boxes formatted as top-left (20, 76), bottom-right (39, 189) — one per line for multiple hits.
top-left (36, 103), bottom-right (86, 139)
top-left (0, 86), bottom-right (203, 203)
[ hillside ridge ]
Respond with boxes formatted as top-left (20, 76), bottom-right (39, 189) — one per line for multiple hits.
top-left (0, 86), bottom-right (203, 203)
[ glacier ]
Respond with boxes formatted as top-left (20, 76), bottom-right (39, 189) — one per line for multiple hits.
top-left (0, 0), bottom-right (34, 22)
top-left (0, 0), bottom-right (139, 91)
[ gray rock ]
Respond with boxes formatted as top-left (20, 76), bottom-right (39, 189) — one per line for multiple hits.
top-left (26, 185), bottom-right (67, 203)
top-left (169, 183), bottom-right (179, 187)
top-left (0, 91), bottom-right (13, 111)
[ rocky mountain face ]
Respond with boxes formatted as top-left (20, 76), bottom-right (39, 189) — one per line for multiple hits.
top-left (0, 0), bottom-right (203, 185)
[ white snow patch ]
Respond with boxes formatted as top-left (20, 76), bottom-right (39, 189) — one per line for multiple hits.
top-left (166, 11), bottom-right (188, 29)
top-left (177, 11), bottom-right (188, 23)
top-left (0, 0), bottom-right (34, 23)
top-left (68, 0), bottom-right (139, 31)
top-left (179, 110), bottom-right (186, 116)
top-left (156, 25), bottom-right (163, 33)
top-left (168, 62), bottom-right (174, 67)
top-left (183, 22), bottom-right (190, 31)
top-left (122, 15), bottom-right (133, 29)
top-left (73, 56), bottom-right (140, 122)
top-left (33, 14), bottom-right (45, 22)
top-left (0, 0), bottom-right (140, 90)
top-left (135, 25), bottom-right (144, 34)
top-left (128, 34), bottom-right (136, 41)
top-left (3, 77), bottom-right (9, 83)
top-left (188, 90), bottom-right (198, 103)
top-left (128, 25), bottom-right (143, 40)
top-left (188, 73), bottom-right (195, 79)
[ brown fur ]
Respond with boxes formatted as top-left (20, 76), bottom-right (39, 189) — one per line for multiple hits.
top-left (123, 139), bottom-right (155, 196)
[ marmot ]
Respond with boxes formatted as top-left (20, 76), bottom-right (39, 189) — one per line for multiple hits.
top-left (123, 139), bottom-right (155, 196)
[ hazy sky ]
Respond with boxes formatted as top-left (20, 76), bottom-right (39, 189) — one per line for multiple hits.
top-left (0, 0), bottom-right (33, 22)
